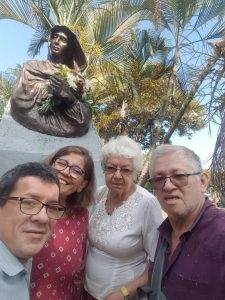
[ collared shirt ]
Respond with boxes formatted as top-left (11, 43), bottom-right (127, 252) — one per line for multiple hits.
top-left (0, 240), bottom-right (32, 300)
top-left (154, 199), bottom-right (225, 300)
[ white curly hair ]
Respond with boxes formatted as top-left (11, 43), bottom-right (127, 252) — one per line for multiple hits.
top-left (101, 136), bottom-right (144, 176)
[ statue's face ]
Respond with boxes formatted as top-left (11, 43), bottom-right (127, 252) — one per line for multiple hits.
top-left (49, 32), bottom-right (69, 58)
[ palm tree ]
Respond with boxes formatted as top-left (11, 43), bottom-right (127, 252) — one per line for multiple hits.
top-left (0, 0), bottom-right (154, 57)
top-left (137, 0), bottom-right (225, 186)
top-left (0, 0), bottom-right (159, 118)
top-left (1, 0), bottom-right (225, 194)
top-left (93, 26), bottom-right (205, 146)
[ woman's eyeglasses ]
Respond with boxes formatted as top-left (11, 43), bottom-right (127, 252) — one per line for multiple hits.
top-left (54, 158), bottom-right (85, 179)
top-left (104, 165), bottom-right (133, 175)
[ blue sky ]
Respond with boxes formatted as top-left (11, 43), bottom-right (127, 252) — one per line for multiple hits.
top-left (0, 20), bottom-right (47, 70)
top-left (0, 19), bottom-right (219, 168)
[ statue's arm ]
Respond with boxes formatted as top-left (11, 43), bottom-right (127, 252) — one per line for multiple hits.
top-left (49, 74), bottom-right (77, 104)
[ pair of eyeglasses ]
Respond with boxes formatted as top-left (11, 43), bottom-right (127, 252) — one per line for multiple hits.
top-left (104, 166), bottom-right (133, 175)
top-left (149, 172), bottom-right (201, 190)
top-left (1, 197), bottom-right (66, 220)
top-left (54, 158), bottom-right (85, 179)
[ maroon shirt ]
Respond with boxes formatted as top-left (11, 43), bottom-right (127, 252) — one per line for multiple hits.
top-left (154, 199), bottom-right (225, 300)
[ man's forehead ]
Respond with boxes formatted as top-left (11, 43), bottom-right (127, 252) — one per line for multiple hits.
top-left (13, 176), bottom-right (56, 188)
top-left (151, 151), bottom-right (192, 172)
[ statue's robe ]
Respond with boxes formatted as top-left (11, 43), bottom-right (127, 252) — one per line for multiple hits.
top-left (11, 60), bottom-right (91, 137)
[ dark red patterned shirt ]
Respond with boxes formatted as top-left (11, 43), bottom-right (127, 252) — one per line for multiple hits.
top-left (30, 208), bottom-right (88, 300)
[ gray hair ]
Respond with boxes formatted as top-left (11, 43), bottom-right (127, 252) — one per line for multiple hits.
top-left (149, 144), bottom-right (203, 176)
top-left (102, 136), bottom-right (144, 175)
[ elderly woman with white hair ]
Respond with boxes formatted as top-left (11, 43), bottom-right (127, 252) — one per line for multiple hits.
top-left (84, 136), bottom-right (163, 300)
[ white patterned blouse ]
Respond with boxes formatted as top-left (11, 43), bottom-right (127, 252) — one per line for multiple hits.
top-left (85, 185), bottom-right (163, 300)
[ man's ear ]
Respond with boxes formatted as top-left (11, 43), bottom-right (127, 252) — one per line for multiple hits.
top-left (200, 171), bottom-right (209, 193)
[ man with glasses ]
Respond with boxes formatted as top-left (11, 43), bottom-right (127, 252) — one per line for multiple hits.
top-left (147, 144), bottom-right (225, 300)
top-left (0, 162), bottom-right (65, 300)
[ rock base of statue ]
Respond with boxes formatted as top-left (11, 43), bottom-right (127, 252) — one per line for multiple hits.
top-left (0, 103), bottom-right (104, 186)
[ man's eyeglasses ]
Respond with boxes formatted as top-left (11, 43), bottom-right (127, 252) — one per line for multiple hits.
top-left (54, 158), bottom-right (85, 179)
top-left (149, 172), bottom-right (201, 190)
top-left (1, 197), bottom-right (66, 220)
top-left (104, 165), bottom-right (133, 175)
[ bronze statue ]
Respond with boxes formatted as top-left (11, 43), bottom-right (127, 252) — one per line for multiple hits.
top-left (11, 25), bottom-right (91, 137)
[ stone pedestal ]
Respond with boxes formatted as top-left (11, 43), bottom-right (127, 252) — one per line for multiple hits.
top-left (0, 104), bottom-right (104, 186)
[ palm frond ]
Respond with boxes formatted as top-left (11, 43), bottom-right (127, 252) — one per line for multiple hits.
top-left (0, 0), bottom-right (38, 28)
top-left (194, 0), bottom-right (225, 29)
top-left (27, 28), bottom-right (49, 56)
top-left (155, 0), bottom-right (200, 30)
top-left (91, 0), bottom-right (150, 44)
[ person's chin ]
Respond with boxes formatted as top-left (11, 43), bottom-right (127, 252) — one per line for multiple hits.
top-left (60, 185), bottom-right (75, 197)
top-left (19, 241), bottom-right (47, 259)
top-left (50, 50), bottom-right (61, 57)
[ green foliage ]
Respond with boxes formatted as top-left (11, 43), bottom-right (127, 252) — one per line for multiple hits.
top-left (93, 72), bottom-right (206, 149)
top-left (0, 76), bottom-right (11, 116)
top-left (1, 0), bottom-right (225, 192)
top-left (0, 66), bottom-right (21, 117)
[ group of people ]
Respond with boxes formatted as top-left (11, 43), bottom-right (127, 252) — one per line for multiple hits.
top-left (1, 136), bottom-right (225, 300)
top-left (1, 22), bottom-right (225, 300)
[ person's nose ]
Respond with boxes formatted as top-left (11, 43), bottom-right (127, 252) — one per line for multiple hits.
top-left (54, 36), bottom-right (60, 44)
top-left (60, 166), bottom-right (70, 177)
top-left (113, 169), bottom-right (122, 178)
top-left (31, 206), bottom-right (49, 224)
top-left (163, 177), bottom-right (176, 191)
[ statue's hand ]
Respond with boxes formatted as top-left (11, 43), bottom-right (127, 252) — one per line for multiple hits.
top-left (49, 74), bottom-right (76, 103)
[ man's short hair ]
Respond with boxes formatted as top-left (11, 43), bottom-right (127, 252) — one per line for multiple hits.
top-left (0, 162), bottom-right (60, 206)
top-left (149, 144), bottom-right (203, 176)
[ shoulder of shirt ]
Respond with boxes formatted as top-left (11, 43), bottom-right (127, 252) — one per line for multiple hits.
top-left (0, 241), bottom-right (25, 276)
top-left (135, 185), bottom-right (156, 200)
top-left (203, 205), bottom-right (225, 233)
top-left (95, 185), bottom-right (108, 200)
top-left (185, 204), bottom-right (225, 255)
top-left (135, 185), bottom-right (160, 208)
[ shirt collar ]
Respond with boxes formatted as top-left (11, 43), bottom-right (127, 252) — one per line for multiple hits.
top-left (158, 198), bottom-right (214, 240)
top-left (0, 240), bottom-right (31, 276)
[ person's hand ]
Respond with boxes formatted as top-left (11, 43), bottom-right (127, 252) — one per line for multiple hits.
top-left (104, 290), bottom-right (124, 300)
top-left (49, 74), bottom-right (76, 102)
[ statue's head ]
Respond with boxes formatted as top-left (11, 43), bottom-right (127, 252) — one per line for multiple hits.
top-left (48, 25), bottom-right (87, 71)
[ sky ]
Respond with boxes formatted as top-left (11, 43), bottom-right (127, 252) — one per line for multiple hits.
top-left (0, 19), bottom-right (219, 169)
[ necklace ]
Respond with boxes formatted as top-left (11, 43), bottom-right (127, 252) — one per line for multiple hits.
top-left (106, 191), bottom-right (126, 216)
top-left (106, 193), bottom-right (113, 215)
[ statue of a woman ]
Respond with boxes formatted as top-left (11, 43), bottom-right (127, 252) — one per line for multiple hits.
top-left (11, 25), bottom-right (91, 137)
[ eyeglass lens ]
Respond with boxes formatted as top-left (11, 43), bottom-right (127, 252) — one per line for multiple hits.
top-left (54, 159), bottom-right (84, 178)
top-left (20, 198), bottom-right (65, 219)
top-left (105, 166), bottom-right (132, 175)
top-left (150, 172), bottom-right (201, 190)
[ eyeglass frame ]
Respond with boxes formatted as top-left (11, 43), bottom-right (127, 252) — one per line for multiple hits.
top-left (0, 196), bottom-right (66, 220)
top-left (53, 158), bottom-right (85, 179)
top-left (103, 165), bottom-right (134, 175)
top-left (149, 172), bottom-right (202, 190)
